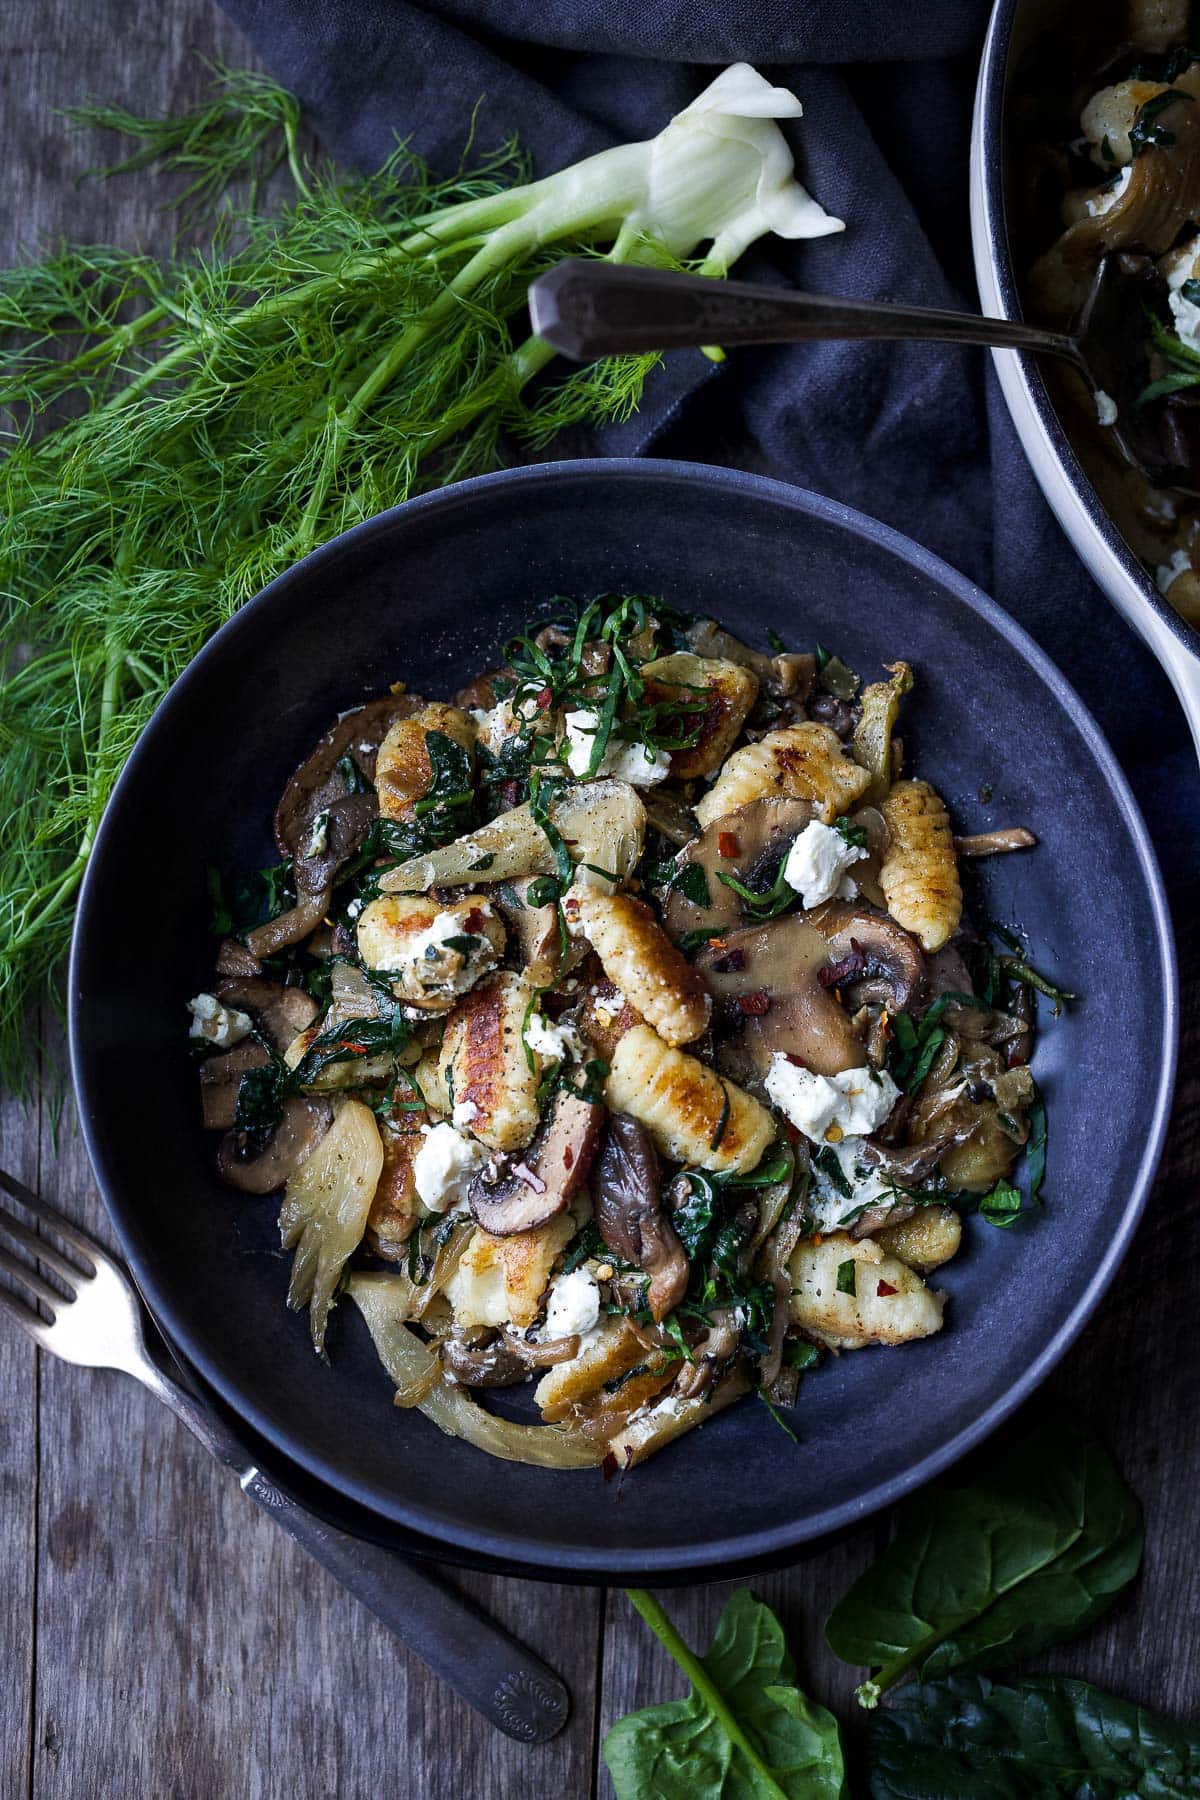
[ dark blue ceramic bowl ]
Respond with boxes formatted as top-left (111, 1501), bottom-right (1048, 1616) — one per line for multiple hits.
top-left (70, 460), bottom-right (1177, 1580)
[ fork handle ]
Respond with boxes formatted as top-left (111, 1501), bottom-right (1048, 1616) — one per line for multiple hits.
top-left (239, 1466), bottom-right (570, 1743)
top-left (527, 258), bottom-right (1083, 364)
top-left (141, 1363), bottom-right (568, 1742)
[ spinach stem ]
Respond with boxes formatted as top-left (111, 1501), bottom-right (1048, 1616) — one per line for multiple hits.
top-left (623, 1589), bottom-right (790, 1800)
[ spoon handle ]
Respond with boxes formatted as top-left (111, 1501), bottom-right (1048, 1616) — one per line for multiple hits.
top-left (529, 259), bottom-right (1081, 365)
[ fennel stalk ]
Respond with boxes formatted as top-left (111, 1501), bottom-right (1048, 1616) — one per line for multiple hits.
top-left (0, 62), bottom-right (840, 1091)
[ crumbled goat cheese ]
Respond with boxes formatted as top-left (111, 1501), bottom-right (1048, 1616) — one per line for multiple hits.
top-left (523, 1012), bottom-right (584, 1063)
top-left (470, 687), bottom-right (543, 754)
top-left (304, 810), bottom-right (329, 857)
top-left (808, 1138), bottom-right (893, 1233)
top-left (1164, 235), bottom-right (1200, 354)
top-left (345, 897), bottom-right (365, 921)
top-left (783, 819), bottom-right (868, 909)
top-left (1156, 548), bottom-right (1193, 596)
top-left (451, 1097), bottom-right (479, 1128)
top-left (540, 1267), bottom-right (601, 1340)
top-left (764, 1057), bottom-right (899, 1144)
top-left (563, 708), bottom-right (671, 786)
top-left (373, 906), bottom-right (498, 995)
top-left (188, 992), bottom-right (253, 1050)
top-left (1084, 164), bottom-right (1131, 217)
top-left (1094, 389), bottom-right (1118, 427)
top-left (413, 1122), bottom-right (486, 1212)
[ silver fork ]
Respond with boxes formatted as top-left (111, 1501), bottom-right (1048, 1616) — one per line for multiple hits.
top-left (0, 1166), bottom-right (569, 1744)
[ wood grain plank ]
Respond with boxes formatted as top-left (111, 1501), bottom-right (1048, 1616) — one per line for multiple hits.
top-left (0, 1076), bottom-right (39, 1800)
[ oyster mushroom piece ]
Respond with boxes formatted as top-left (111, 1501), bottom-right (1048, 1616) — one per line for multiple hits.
top-left (441, 1329), bottom-right (582, 1388)
top-left (804, 899), bottom-right (926, 1011)
top-left (594, 1113), bottom-right (689, 1323)
top-left (467, 1089), bottom-right (603, 1235)
top-left (216, 1095), bottom-right (333, 1195)
top-left (696, 915), bottom-right (866, 1077)
top-left (662, 797), bottom-right (817, 942)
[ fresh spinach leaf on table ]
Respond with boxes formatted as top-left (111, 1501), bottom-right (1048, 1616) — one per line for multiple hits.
top-left (825, 1418), bottom-right (1143, 1706)
top-left (604, 1589), bottom-right (847, 1800)
top-left (867, 1672), bottom-right (1200, 1800)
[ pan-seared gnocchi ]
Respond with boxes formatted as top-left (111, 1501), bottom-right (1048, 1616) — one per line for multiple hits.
top-left (880, 778), bottom-right (963, 952)
top-left (694, 721), bottom-right (872, 828)
top-left (196, 595), bottom-right (1060, 1473)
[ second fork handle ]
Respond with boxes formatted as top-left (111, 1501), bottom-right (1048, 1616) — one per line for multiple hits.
top-left (141, 1361), bottom-right (569, 1743)
top-left (528, 258), bottom-right (1083, 365)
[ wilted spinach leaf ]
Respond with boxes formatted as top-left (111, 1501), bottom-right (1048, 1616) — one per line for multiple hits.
top-left (868, 1672), bottom-right (1200, 1799)
top-left (604, 1589), bottom-right (847, 1800)
top-left (825, 1418), bottom-right (1142, 1706)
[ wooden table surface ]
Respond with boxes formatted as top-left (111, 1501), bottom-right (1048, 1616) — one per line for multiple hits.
top-left (2, 5), bottom-right (1198, 1796)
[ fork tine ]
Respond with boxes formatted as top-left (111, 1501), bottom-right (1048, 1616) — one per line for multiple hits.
top-left (0, 1205), bottom-right (83, 1285)
top-left (0, 1242), bottom-right (65, 1311)
top-left (0, 1167), bottom-right (98, 1267)
top-left (0, 1277), bottom-right (51, 1344)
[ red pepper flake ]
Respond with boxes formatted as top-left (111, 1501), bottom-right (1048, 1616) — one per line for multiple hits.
top-left (736, 990), bottom-right (771, 1016)
top-left (535, 685), bottom-right (553, 710)
top-left (783, 1121), bottom-right (802, 1144)
top-left (710, 948), bottom-right (746, 974)
top-left (563, 1146), bottom-right (575, 1170)
top-left (514, 1161), bottom-right (546, 1193)
top-left (876, 1279), bottom-right (898, 1297)
top-left (718, 831), bottom-right (740, 858)
top-left (784, 1052), bottom-right (808, 1068)
top-left (464, 907), bottom-right (485, 932)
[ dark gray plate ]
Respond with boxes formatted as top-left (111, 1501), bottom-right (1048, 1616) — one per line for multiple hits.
top-left (70, 460), bottom-right (1176, 1580)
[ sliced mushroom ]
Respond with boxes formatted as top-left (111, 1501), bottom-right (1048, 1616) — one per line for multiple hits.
top-left (274, 695), bottom-right (419, 858)
top-left (805, 899), bottom-right (925, 1011)
top-left (662, 797), bottom-right (817, 942)
top-left (213, 977), bottom-right (318, 1052)
top-left (953, 827), bottom-right (1038, 857)
top-left (199, 1038), bottom-right (270, 1131)
top-left (493, 877), bottom-right (587, 989)
top-left (216, 1095), bottom-right (332, 1195)
top-left (594, 1113), bottom-right (688, 1323)
top-left (244, 890), bottom-right (331, 961)
top-left (293, 793), bottom-right (377, 898)
top-left (696, 916), bottom-right (865, 1077)
top-left (441, 1328), bottom-right (583, 1388)
top-left (672, 1309), bottom-right (740, 1400)
top-left (214, 938), bottom-right (262, 977)
top-left (683, 619), bottom-right (810, 697)
top-left (642, 787), bottom-right (699, 849)
top-left (468, 1090), bottom-right (603, 1235)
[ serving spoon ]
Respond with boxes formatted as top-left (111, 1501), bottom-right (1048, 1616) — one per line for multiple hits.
top-left (528, 256), bottom-right (1190, 495)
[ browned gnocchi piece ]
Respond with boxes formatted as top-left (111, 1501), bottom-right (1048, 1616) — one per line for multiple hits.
top-left (695, 722), bottom-right (871, 829)
top-left (639, 651), bottom-right (759, 779)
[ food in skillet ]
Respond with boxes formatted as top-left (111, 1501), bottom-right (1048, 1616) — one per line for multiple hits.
top-left (1014, 0), bottom-right (1200, 627)
top-left (191, 597), bottom-right (1063, 1471)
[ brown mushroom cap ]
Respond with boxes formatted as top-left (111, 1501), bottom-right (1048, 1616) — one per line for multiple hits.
top-left (696, 915), bottom-right (865, 1077)
top-left (200, 1039), bottom-right (270, 1131)
top-left (663, 797), bottom-right (817, 942)
top-left (594, 1113), bottom-right (689, 1323)
top-left (216, 1095), bottom-right (333, 1195)
top-left (213, 977), bottom-right (318, 1052)
top-left (805, 899), bottom-right (925, 1011)
top-left (468, 1089), bottom-right (603, 1235)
